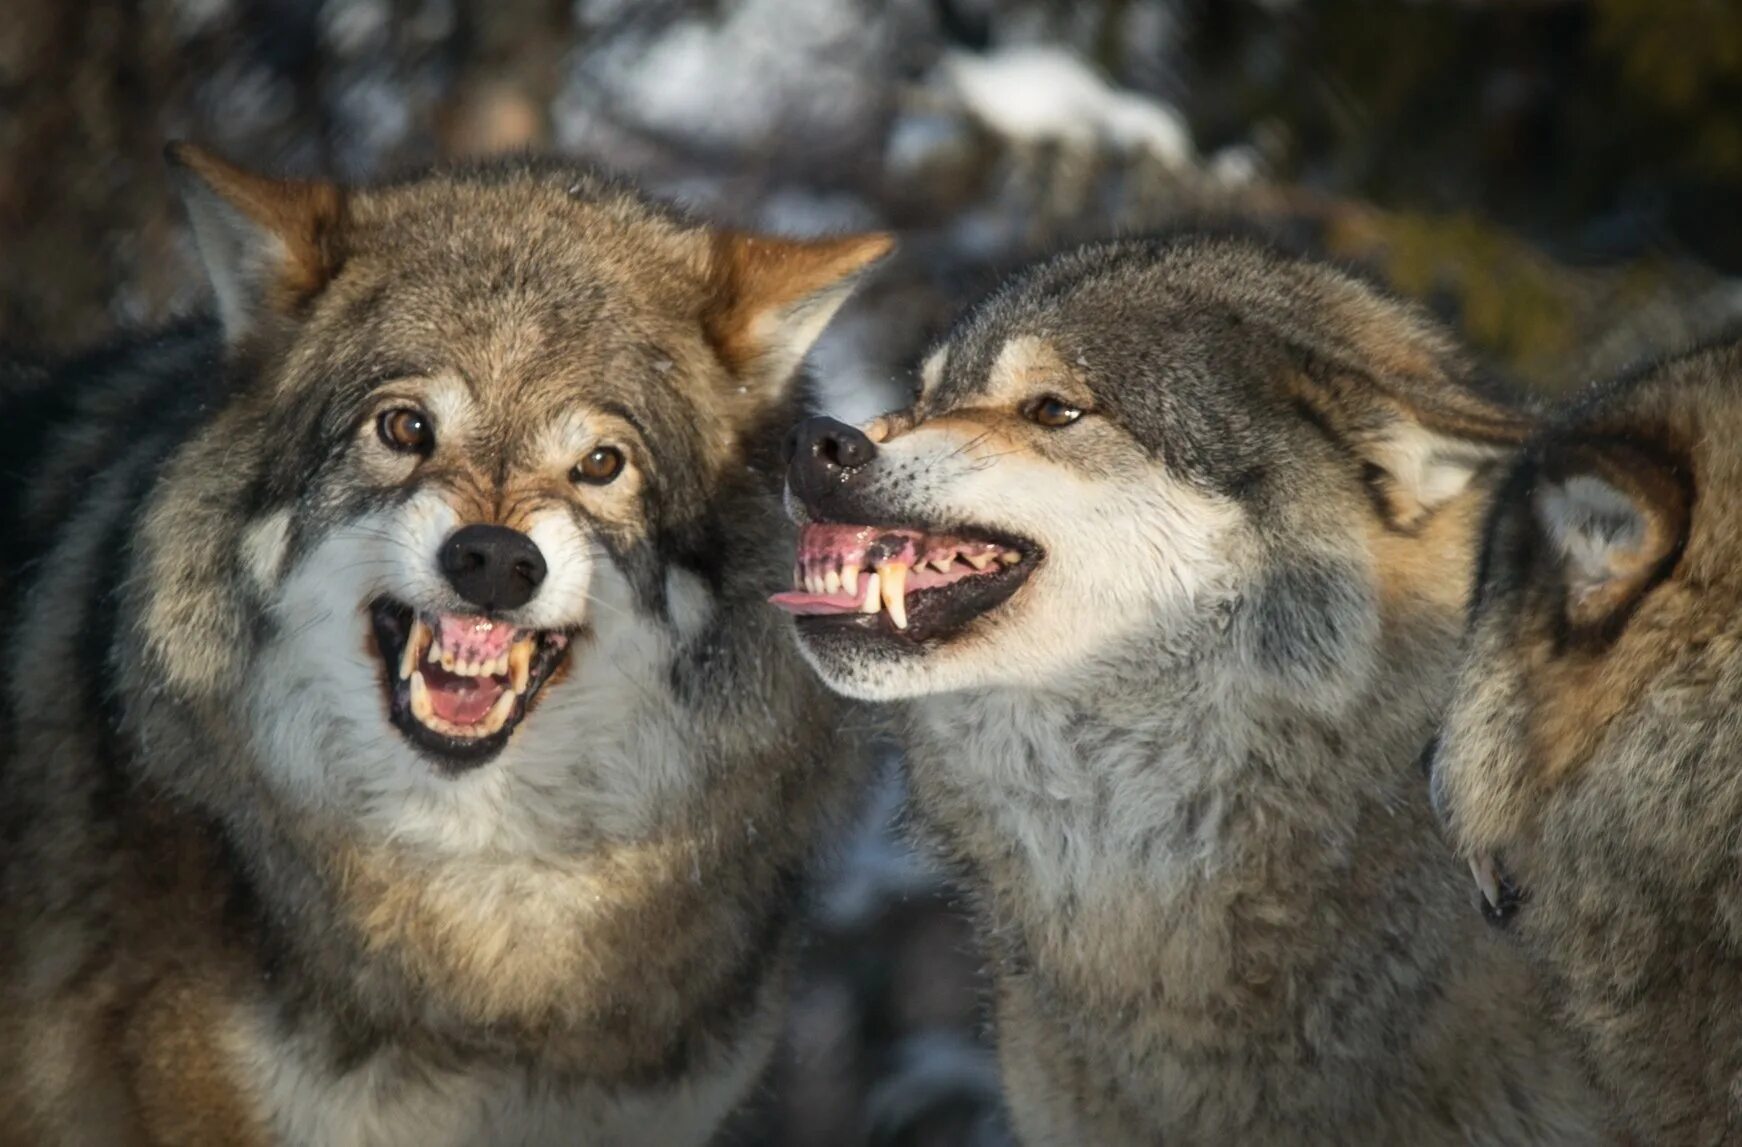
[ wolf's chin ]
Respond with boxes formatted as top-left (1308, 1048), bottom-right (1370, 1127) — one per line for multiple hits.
top-left (369, 597), bottom-right (575, 772)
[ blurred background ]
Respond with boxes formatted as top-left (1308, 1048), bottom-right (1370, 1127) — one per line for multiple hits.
top-left (4, 1), bottom-right (1740, 1143)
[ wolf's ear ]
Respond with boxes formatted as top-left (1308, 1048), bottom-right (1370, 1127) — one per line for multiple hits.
top-left (166, 142), bottom-right (348, 345)
top-left (703, 231), bottom-right (893, 398)
top-left (1529, 439), bottom-right (1689, 634)
top-left (1276, 293), bottom-right (1530, 530)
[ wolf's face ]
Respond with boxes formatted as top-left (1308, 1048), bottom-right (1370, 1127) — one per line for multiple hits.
top-left (1429, 339), bottom-right (1742, 872)
top-left (775, 238), bottom-right (1525, 702)
top-left (137, 147), bottom-right (886, 823)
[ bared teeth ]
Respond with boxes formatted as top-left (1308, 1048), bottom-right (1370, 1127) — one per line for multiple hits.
top-left (509, 637), bottom-right (533, 694)
top-left (480, 687), bottom-right (517, 734)
top-left (842, 564), bottom-right (860, 596)
top-left (928, 556), bottom-right (955, 574)
top-left (859, 570), bottom-right (882, 614)
top-left (824, 568), bottom-right (841, 594)
top-left (409, 670), bottom-right (432, 723)
top-left (1000, 550), bottom-right (1021, 564)
top-left (879, 562), bottom-right (909, 630)
top-left (965, 553), bottom-right (992, 571)
top-left (399, 617), bottom-right (431, 681)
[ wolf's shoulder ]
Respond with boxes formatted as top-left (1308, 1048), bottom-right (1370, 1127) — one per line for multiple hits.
top-left (0, 320), bottom-right (221, 580)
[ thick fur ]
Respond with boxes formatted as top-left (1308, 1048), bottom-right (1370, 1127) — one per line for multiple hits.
top-left (788, 236), bottom-right (1611, 1143)
top-left (0, 151), bottom-right (886, 1145)
top-left (1432, 335), bottom-right (1742, 1145)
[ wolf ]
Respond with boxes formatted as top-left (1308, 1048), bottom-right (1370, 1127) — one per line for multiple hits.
top-left (1431, 334), bottom-right (1742, 1145)
top-left (0, 144), bottom-right (888, 1146)
top-left (772, 235), bottom-right (1612, 1144)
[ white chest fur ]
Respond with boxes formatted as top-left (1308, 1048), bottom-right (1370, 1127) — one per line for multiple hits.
top-left (905, 684), bottom-right (1250, 909)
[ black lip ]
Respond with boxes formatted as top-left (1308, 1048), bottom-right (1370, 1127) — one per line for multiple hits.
top-left (791, 526), bottom-right (1043, 646)
top-left (369, 597), bottom-right (572, 773)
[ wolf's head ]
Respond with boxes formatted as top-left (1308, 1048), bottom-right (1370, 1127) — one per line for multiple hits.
top-left (775, 237), bottom-right (1525, 704)
top-left (1430, 337), bottom-right (1740, 867)
top-left (135, 145), bottom-right (886, 819)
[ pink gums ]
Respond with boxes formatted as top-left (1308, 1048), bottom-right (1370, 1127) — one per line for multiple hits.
top-left (770, 523), bottom-right (1007, 616)
top-left (437, 614), bottom-right (517, 667)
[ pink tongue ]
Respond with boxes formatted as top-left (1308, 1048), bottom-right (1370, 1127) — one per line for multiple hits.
top-left (428, 675), bottom-right (504, 725)
top-left (437, 614), bottom-right (516, 666)
top-left (769, 590), bottom-right (862, 616)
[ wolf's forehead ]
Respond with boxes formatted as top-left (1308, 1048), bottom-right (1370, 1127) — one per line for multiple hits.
top-left (923, 332), bottom-right (1081, 408)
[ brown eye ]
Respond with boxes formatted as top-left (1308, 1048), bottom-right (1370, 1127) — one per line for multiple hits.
top-left (1027, 396), bottom-right (1084, 428)
top-left (573, 446), bottom-right (625, 485)
top-left (377, 408), bottom-right (434, 456)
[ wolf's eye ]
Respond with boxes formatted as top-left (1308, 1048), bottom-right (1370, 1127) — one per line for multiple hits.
top-left (377, 408), bottom-right (434, 456)
top-left (1026, 396), bottom-right (1084, 428)
top-left (573, 446), bottom-right (625, 486)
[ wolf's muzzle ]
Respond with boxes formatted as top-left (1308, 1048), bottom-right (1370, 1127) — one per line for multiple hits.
top-left (440, 524), bottom-right (547, 612)
top-left (786, 416), bottom-right (877, 510)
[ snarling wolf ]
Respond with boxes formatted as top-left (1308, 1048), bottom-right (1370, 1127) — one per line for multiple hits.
top-left (0, 145), bottom-right (887, 1145)
top-left (1432, 334), bottom-right (1742, 1144)
top-left (775, 236), bottom-right (1611, 1144)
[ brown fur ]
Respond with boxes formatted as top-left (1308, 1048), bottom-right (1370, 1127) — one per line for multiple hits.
top-left (1433, 335), bottom-right (1742, 1143)
top-left (0, 147), bottom-right (887, 1144)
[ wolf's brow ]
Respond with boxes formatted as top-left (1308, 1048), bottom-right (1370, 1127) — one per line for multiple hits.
top-left (595, 400), bottom-right (651, 443)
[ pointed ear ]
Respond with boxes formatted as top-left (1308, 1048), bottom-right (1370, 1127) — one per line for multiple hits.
top-left (1531, 440), bottom-right (1689, 634)
top-left (1280, 325), bottom-right (1530, 530)
top-left (703, 230), bottom-right (893, 396)
top-left (165, 142), bottom-right (347, 345)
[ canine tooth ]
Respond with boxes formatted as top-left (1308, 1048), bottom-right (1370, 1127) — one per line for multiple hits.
top-left (824, 568), bottom-right (841, 594)
top-left (509, 639), bottom-right (533, 694)
top-left (482, 688), bottom-right (517, 734)
top-left (965, 553), bottom-right (992, 571)
top-left (409, 671), bottom-right (433, 723)
top-left (842, 564), bottom-right (860, 595)
top-left (880, 562), bottom-right (909, 630)
top-left (398, 624), bottom-right (422, 681)
top-left (859, 571), bottom-right (881, 614)
top-left (999, 550), bottom-right (1021, 564)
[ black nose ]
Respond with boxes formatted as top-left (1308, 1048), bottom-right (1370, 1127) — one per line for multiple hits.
top-left (787, 416), bottom-right (877, 505)
top-left (439, 524), bottom-right (547, 612)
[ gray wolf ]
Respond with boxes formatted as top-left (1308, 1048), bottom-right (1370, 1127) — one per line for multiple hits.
top-left (0, 144), bottom-right (886, 1145)
top-left (1432, 334), bottom-right (1742, 1145)
top-left (774, 235), bottom-right (1610, 1144)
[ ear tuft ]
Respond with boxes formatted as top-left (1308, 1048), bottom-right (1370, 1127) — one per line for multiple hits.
top-left (704, 230), bottom-right (893, 396)
top-left (166, 141), bottom-right (347, 344)
top-left (1532, 441), bottom-right (1689, 633)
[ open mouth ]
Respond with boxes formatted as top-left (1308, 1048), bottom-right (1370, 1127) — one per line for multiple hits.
top-left (769, 523), bottom-right (1040, 643)
top-left (370, 598), bottom-right (573, 769)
